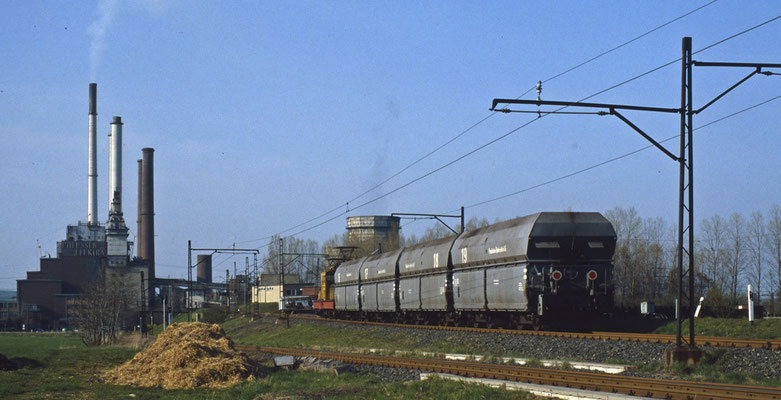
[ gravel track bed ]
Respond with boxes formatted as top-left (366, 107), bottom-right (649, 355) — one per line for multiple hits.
top-left (282, 317), bottom-right (781, 381)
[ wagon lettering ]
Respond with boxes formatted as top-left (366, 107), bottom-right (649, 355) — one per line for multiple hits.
top-left (488, 245), bottom-right (507, 254)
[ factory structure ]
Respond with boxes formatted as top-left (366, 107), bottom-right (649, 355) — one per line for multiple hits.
top-left (13, 84), bottom-right (226, 331)
top-left (11, 83), bottom-right (405, 329)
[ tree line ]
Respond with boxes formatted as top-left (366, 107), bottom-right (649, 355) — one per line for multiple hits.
top-left (606, 205), bottom-right (781, 315)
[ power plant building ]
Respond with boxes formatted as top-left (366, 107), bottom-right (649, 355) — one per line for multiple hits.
top-left (16, 83), bottom-right (154, 330)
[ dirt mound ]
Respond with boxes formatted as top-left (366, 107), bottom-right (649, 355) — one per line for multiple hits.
top-left (104, 322), bottom-right (253, 389)
top-left (0, 353), bottom-right (16, 371)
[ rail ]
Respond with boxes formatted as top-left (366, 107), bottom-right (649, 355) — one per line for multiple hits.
top-left (238, 345), bottom-right (781, 400)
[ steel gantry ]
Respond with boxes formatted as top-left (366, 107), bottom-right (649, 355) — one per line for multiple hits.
top-left (187, 241), bottom-right (259, 321)
top-left (490, 37), bottom-right (779, 361)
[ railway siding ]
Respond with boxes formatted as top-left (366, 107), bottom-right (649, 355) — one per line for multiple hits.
top-left (246, 345), bottom-right (781, 400)
top-left (257, 315), bottom-right (781, 381)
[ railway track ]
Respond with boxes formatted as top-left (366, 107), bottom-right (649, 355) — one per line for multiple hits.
top-left (279, 313), bottom-right (781, 350)
top-left (238, 345), bottom-right (781, 400)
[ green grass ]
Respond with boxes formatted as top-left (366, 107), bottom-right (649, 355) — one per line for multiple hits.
top-left (0, 331), bottom-right (535, 399)
top-left (630, 348), bottom-right (781, 387)
top-left (223, 316), bottom-right (499, 356)
top-left (652, 317), bottom-right (781, 339)
top-left (667, 348), bottom-right (781, 387)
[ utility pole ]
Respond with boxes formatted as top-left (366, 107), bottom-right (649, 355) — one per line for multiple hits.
top-left (490, 37), bottom-right (778, 365)
top-left (279, 237), bottom-right (284, 304)
top-left (244, 256), bottom-right (249, 316)
top-left (187, 240), bottom-right (192, 321)
top-left (168, 284), bottom-right (173, 326)
top-left (234, 261), bottom-right (237, 313)
top-left (225, 269), bottom-right (230, 315)
top-left (253, 253), bottom-right (258, 320)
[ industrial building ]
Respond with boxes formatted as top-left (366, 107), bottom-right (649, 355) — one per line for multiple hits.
top-left (15, 84), bottom-right (155, 331)
top-left (0, 290), bottom-right (19, 331)
top-left (251, 274), bottom-right (307, 304)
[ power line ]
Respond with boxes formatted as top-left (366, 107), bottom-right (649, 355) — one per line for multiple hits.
top-left (236, 3), bottom-right (718, 246)
top-left (572, 14), bottom-right (780, 104)
top-left (539, 0), bottom-right (720, 91)
top-left (461, 94), bottom-right (781, 211)
top-left (280, 21), bottom-right (780, 240)
top-left (263, 88), bottom-right (773, 246)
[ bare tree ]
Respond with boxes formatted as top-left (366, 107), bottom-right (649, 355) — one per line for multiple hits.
top-left (263, 235), bottom-right (324, 282)
top-left (604, 207), bottom-right (642, 306)
top-left (464, 216), bottom-right (490, 231)
top-left (747, 210), bottom-right (766, 305)
top-left (639, 217), bottom-right (668, 302)
top-left (73, 269), bottom-right (135, 346)
top-left (725, 213), bottom-right (746, 306)
top-left (402, 215), bottom-right (489, 247)
top-left (699, 214), bottom-right (728, 297)
top-left (767, 204), bottom-right (781, 311)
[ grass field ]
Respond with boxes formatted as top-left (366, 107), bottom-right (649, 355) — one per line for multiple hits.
top-left (651, 317), bottom-right (781, 339)
top-left (224, 315), bottom-right (499, 356)
top-left (0, 332), bottom-right (535, 399)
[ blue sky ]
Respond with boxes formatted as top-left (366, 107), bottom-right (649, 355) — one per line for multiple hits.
top-left (1, 1), bottom-right (779, 288)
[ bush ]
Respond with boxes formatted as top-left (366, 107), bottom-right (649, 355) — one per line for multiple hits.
top-left (201, 307), bottom-right (227, 324)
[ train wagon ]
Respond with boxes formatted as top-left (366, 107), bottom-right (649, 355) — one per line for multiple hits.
top-left (325, 211), bottom-right (616, 329)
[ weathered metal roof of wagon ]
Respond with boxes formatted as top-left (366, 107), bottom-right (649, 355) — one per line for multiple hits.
top-left (335, 257), bottom-right (365, 285)
top-left (529, 212), bottom-right (616, 237)
top-left (398, 234), bottom-right (456, 276)
top-left (451, 212), bottom-right (615, 268)
top-left (361, 248), bottom-right (403, 281)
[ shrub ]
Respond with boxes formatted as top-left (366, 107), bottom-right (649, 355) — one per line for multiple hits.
top-left (201, 307), bottom-right (227, 324)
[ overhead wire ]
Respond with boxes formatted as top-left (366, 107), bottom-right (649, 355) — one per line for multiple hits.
top-left (235, 1), bottom-right (719, 246)
top-left (276, 17), bottom-right (780, 242)
top-left (460, 94), bottom-right (781, 211)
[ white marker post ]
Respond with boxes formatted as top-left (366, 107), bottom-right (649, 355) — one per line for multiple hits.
top-left (694, 296), bottom-right (705, 318)
top-left (748, 285), bottom-right (754, 325)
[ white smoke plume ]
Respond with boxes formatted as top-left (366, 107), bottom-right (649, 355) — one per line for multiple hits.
top-left (88, 0), bottom-right (120, 81)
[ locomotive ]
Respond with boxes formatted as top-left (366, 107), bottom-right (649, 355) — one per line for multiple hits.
top-left (314, 212), bottom-right (616, 329)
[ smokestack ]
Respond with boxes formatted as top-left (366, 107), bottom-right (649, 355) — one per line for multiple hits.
top-left (109, 116), bottom-right (122, 214)
top-left (197, 254), bottom-right (213, 283)
top-left (106, 116), bottom-right (129, 267)
top-left (137, 159), bottom-right (143, 258)
top-left (139, 148), bottom-right (155, 279)
top-left (87, 83), bottom-right (98, 225)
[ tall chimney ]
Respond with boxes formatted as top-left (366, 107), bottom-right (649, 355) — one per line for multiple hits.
top-left (137, 159), bottom-right (143, 258)
top-left (87, 83), bottom-right (98, 225)
top-left (106, 116), bottom-right (129, 267)
top-left (109, 117), bottom-right (123, 214)
top-left (140, 148), bottom-right (155, 279)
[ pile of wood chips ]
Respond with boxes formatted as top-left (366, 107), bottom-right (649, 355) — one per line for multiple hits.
top-left (104, 322), bottom-right (253, 389)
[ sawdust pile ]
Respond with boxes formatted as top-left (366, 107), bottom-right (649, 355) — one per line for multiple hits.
top-left (104, 322), bottom-right (253, 389)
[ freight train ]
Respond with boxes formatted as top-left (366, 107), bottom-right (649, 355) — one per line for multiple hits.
top-left (314, 212), bottom-right (616, 330)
